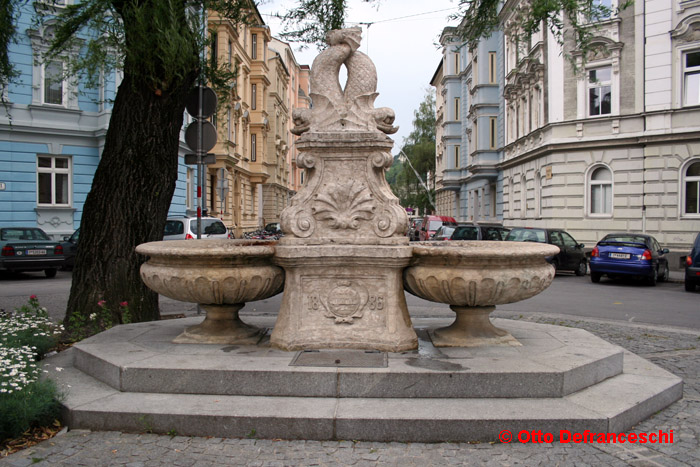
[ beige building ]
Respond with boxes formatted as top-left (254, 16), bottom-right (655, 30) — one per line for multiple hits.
top-left (200, 8), bottom-right (273, 237)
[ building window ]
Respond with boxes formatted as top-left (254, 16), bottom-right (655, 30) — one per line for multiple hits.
top-left (228, 39), bottom-right (233, 66)
top-left (251, 33), bottom-right (257, 59)
top-left (454, 97), bottom-right (460, 120)
top-left (683, 160), bottom-right (700, 215)
top-left (683, 50), bottom-right (700, 107)
top-left (251, 133), bottom-right (256, 162)
top-left (589, 166), bottom-right (612, 215)
top-left (37, 156), bottom-right (71, 206)
top-left (43, 60), bottom-right (64, 105)
top-left (520, 175), bottom-right (527, 218)
top-left (589, 0), bottom-right (613, 22)
top-left (454, 53), bottom-right (460, 74)
top-left (488, 52), bottom-right (497, 84)
top-left (489, 117), bottom-right (497, 149)
top-left (454, 145), bottom-right (460, 169)
top-left (473, 56), bottom-right (478, 86)
top-left (588, 67), bottom-right (612, 116)
top-left (251, 83), bottom-right (256, 110)
top-left (211, 32), bottom-right (218, 68)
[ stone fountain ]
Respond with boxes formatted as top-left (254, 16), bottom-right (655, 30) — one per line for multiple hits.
top-left (49, 28), bottom-right (681, 443)
top-left (136, 27), bottom-right (558, 350)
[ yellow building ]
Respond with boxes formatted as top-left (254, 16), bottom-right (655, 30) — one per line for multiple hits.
top-left (204, 8), bottom-right (271, 237)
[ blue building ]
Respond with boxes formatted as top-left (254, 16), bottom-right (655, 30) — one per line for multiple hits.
top-left (0, 4), bottom-right (189, 240)
top-left (432, 26), bottom-right (504, 223)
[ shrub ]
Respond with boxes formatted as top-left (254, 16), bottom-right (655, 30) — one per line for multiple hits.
top-left (0, 345), bottom-right (62, 441)
top-left (0, 297), bottom-right (63, 443)
top-left (0, 296), bottom-right (63, 358)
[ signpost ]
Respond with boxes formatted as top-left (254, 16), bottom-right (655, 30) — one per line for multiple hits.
top-left (184, 85), bottom-right (217, 238)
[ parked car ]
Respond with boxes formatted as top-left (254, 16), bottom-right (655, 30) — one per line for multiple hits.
top-left (264, 222), bottom-right (282, 235)
top-left (60, 228), bottom-right (80, 270)
top-left (685, 232), bottom-right (700, 292)
top-left (449, 223), bottom-right (510, 241)
top-left (431, 225), bottom-right (456, 241)
top-left (418, 216), bottom-right (457, 241)
top-left (506, 227), bottom-right (587, 276)
top-left (589, 233), bottom-right (669, 286)
top-left (163, 216), bottom-right (232, 240)
top-left (408, 217), bottom-right (423, 241)
top-left (0, 227), bottom-right (65, 278)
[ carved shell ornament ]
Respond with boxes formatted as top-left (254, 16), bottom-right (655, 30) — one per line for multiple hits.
top-left (312, 180), bottom-right (375, 229)
top-left (291, 27), bottom-right (398, 135)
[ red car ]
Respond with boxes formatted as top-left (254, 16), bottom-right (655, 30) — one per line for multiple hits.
top-left (418, 215), bottom-right (457, 241)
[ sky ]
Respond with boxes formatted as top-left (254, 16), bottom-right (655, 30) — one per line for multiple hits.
top-left (257, 0), bottom-right (460, 155)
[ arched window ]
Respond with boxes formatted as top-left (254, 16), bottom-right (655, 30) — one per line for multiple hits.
top-left (589, 166), bottom-right (612, 215)
top-left (684, 160), bottom-right (700, 216)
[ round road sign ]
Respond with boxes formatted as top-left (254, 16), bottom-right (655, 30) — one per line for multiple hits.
top-left (186, 86), bottom-right (218, 119)
top-left (185, 120), bottom-right (217, 153)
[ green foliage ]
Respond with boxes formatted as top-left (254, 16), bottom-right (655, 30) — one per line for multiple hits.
top-left (451, 0), bottom-right (633, 69)
top-left (0, 378), bottom-right (61, 443)
top-left (389, 89), bottom-right (436, 215)
top-left (0, 0), bottom-right (21, 101)
top-left (0, 296), bottom-right (62, 443)
top-left (275, 0), bottom-right (349, 48)
top-left (65, 299), bottom-right (131, 342)
top-left (0, 296), bottom-right (63, 359)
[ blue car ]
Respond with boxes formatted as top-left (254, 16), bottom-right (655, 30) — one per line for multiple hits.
top-left (590, 233), bottom-right (669, 286)
top-left (685, 232), bottom-right (700, 292)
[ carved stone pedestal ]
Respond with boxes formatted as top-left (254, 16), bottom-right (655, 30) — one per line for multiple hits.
top-left (271, 245), bottom-right (417, 351)
top-left (431, 306), bottom-right (521, 348)
top-left (173, 304), bottom-right (262, 345)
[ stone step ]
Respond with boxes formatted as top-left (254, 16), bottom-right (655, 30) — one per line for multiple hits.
top-left (69, 317), bottom-right (625, 399)
top-left (44, 347), bottom-right (682, 443)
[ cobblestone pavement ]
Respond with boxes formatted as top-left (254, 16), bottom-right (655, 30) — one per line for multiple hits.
top-left (2, 315), bottom-right (699, 467)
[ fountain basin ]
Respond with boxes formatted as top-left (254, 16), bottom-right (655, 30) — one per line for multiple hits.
top-left (136, 239), bottom-right (284, 344)
top-left (404, 241), bottom-right (559, 347)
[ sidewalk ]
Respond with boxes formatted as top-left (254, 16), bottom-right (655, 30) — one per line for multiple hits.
top-left (2, 314), bottom-right (698, 466)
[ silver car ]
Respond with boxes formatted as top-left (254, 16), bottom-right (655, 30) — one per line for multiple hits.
top-left (163, 216), bottom-right (232, 240)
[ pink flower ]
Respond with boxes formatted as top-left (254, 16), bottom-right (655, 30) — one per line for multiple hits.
top-left (97, 300), bottom-right (107, 308)
top-left (119, 301), bottom-right (129, 308)
top-left (30, 295), bottom-right (38, 300)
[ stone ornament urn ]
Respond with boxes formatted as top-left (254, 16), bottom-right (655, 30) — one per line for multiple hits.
top-left (404, 241), bottom-right (559, 347)
top-left (136, 239), bottom-right (284, 344)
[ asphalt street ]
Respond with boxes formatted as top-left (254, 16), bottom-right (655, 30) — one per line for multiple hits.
top-left (1, 269), bottom-right (698, 329)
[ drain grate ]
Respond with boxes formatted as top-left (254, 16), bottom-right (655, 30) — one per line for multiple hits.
top-left (290, 349), bottom-right (388, 368)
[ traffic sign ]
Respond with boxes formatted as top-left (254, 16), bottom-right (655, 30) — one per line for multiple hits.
top-left (184, 153), bottom-right (216, 165)
top-left (186, 86), bottom-right (217, 119)
top-left (185, 120), bottom-right (217, 153)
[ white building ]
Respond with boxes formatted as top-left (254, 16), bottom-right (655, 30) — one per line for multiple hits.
top-left (435, 0), bottom-right (700, 254)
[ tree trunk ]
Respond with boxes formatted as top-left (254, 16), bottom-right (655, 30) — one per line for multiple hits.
top-left (65, 54), bottom-right (197, 330)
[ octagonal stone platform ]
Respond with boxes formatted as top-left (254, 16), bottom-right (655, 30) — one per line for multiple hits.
top-left (43, 316), bottom-right (682, 443)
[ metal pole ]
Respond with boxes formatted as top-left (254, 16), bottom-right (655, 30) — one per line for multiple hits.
top-left (196, 4), bottom-right (207, 238)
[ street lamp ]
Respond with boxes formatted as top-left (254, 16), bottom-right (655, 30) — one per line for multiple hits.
top-left (397, 149), bottom-right (435, 212)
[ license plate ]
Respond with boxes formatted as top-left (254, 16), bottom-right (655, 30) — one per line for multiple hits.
top-left (26, 249), bottom-right (47, 256)
top-left (609, 252), bottom-right (630, 259)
